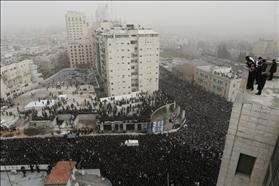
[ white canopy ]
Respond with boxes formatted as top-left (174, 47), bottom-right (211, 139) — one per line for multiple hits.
top-left (24, 100), bottom-right (55, 110)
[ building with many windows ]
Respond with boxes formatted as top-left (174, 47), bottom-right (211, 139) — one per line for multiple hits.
top-left (0, 60), bottom-right (42, 99)
top-left (65, 11), bottom-right (90, 42)
top-left (96, 23), bottom-right (160, 96)
top-left (217, 80), bottom-right (279, 186)
top-left (67, 39), bottom-right (95, 68)
top-left (194, 65), bottom-right (242, 102)
top-left (65, 11), bottom-right (96, 68)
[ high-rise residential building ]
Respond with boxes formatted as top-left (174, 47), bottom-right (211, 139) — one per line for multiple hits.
top-left (96, 23), bottom-right (160, 97)
top-left (217, 81), bottom-right (279, 186)
top-left (67, 40), bottom-right (95, 68)
top-left (65, 11), bottom-right (96, 68)
top-left (194, 65), bottom-right (242, 102)
top-left (65, 11), bottom-right (90, 42)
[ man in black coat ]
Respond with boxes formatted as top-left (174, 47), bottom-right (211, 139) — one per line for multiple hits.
top-left (268, 59), bottom-right (277, 80)
top-left (256, 59), bottom-right (268, 95)
top-left (245, 56), bottom-right (256, 90)
top-left (255, 57), bottom-right (263, 84)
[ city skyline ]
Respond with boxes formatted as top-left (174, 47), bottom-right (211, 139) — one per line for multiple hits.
top-left (1, 1), bottom-right (279, 41)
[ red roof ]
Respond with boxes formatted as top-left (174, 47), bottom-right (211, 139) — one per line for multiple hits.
top-left (46, 161), bottom-right (76, 185)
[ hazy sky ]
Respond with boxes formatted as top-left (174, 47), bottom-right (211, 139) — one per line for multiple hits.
top-left (1, 1), bottom-right (278, 40)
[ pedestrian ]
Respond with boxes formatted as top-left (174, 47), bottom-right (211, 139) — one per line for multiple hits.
top-left (245, 56), bottom-right (256, 90)
top-left (256, 59), bottom-right (268, 95)
top-left (268, 59), bottom-right (277, 80)
top-left (255, 57), bottom-right (263, 84)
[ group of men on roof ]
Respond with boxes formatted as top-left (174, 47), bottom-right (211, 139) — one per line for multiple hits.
top-left (246, 56), bottom-right (277, 95)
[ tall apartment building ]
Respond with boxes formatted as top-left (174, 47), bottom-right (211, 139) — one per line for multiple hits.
top-left (65, 11), bottom-right (96, 68)
top-left (217, 81), bottom-right (279, 186)
top-left (194, 65), bottom-right (242, 102)
top-left (96, 24), bottom-right (160, 96)
top-left (65, 11), bottom-right (90, 41)
top-left (67, 40), bottom-right (95, 68)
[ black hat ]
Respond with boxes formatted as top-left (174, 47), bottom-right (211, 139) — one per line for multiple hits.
top-left (272, 59), bottom-right (276, 62)
top-left (258, 57), bottom-right (262, 60)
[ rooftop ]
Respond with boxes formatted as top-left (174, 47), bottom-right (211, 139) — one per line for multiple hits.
top-left (96, 23), bottom-right (158, 36)
top-left (237, 79), bottom-right (279, 109)
top-left (1, 171), bottom-right (47, 186)
top-left (46, 161), bottom-right (76, 185)
top-left (197, 65), bottom-right (241, 79)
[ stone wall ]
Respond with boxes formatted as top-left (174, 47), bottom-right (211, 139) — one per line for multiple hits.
top-left (217, 102), bottom-right (279, 186)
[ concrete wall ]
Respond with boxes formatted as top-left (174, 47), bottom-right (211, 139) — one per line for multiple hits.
top-left (217, 102), bottom-right (279, 186)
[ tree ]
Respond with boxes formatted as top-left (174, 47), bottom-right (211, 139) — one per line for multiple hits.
top-left (217, 44), bottom-right (231, 59)
top-left (237, 52), bottom-right (247, 63)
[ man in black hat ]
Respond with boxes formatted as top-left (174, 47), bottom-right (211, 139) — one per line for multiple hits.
top-left (268, 59), bottom-right (277, 80)
top-left (245, 56), bottom-right (256, 90)
top-left (256, 59), bottom-right (268, 95)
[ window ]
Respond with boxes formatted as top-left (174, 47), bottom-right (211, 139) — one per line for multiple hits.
top-left (236, 153), bottom-right (256, 176)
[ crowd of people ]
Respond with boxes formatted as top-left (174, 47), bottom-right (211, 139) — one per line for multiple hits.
top-left (246, 56), bottom-right (277, 95)
top-left (20, 90), bottom-right (173, 125)
top-left (1, 67), bottom-right (232, 186)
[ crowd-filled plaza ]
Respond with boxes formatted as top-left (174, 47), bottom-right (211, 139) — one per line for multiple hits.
top-left (0, 67), bottom-right (232, 185)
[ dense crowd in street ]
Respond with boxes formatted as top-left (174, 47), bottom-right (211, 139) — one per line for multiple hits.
top-left (19, 90), bottom-right (173, 124)
top-left (1, 67), bottom-right (232, 186)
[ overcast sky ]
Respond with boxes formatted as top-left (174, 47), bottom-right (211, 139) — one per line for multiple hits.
top-left (1, 1), bottom-right (278, 40)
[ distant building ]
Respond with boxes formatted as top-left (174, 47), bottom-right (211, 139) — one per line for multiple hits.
top-left (96, 23), bottom-right (160, 96)
top-left (0, 59), bottom-right (42, 99)
top-left (95, 4), bottom-right (110, 22)
top-left (217, 83), bottom-right (279, 186)
top-left (34, 54), bottom-right (56, 73)
top-left (252, 38), bottom-right (279, 59)
top-left (67, 39), bottom-right (96, 68)
top-left (194, 65), bottom-right (242, 102)
top-left (65, 11), bottom-right (90, 42)
top-left (65, 11), bottom-right (96, 68)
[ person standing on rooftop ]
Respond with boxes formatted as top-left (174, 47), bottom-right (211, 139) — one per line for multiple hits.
top-left (268, 59), bottom-right (277, 80)
top-left (256, 59), bottom-right (268, 95)
top-left (245, 56), bottom-right (256, 91)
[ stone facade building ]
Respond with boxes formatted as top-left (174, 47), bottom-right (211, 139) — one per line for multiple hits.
top-left (194, 65), bottom-right (242, 102)
top-left (96, 24), bottom-right (160, 96)
top-left (217, 84), bottom-right (279, 186)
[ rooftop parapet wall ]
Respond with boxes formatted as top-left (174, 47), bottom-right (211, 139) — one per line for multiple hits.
top-left (217, 94), bottom-right (279, 186)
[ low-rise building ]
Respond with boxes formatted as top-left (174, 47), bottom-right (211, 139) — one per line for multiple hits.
top-left (1, 60), bottom-right (35, 99)
top-left (194, 65), bottom-right (242, 102)
top-left (1, 59), bottom-right (42, 99)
